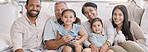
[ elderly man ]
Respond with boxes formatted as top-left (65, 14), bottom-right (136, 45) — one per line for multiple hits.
top-left (10, 0), bottom-right (49, 52)
top-left (43, 2), bottom-right (70, 52)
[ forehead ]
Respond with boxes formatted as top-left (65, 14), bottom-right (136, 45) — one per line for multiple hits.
top-left (84, 6), bottom-right (95, 11)
top-left (55, 3), bottom-right (67, 9)
top-left (63, 11), bottom-right (74, 15)
top-left (114, 8), bottom-right (123, 13)
top-left (28, 0), bottom-right (40, 5)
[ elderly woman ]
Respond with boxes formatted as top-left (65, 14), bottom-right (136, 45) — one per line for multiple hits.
top-left (111, 5), bottom-right (148, 52)
top-left (81, 2), bottom-right (115, 52)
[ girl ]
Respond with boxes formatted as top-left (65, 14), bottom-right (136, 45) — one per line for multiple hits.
top-left (89, 18), bottom-right (113, 52)
top-left (56, 9), bottom-right (87, 52)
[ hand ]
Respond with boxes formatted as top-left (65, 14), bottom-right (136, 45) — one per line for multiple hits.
top-left (72, 40), bottom-right (80, 47)
top-left (15, 49), bottom-right (23, 52)
top-left (75, 36), bottom-right (81, 40)
top-left (99, 43), bottom-right (108, 52)
top-left (118, 42), bottom-right (125, 46)
top-left (61, 35), bottom-right (71, 45)
top-left (89, 44), bottom-right (99, 52)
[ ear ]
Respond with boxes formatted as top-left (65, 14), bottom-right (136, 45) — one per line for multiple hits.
top-left (25, 5), bottom-right (27, 10)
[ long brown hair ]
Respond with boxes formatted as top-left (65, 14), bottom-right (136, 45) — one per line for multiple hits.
top-left (112, 5), bottom-right (134, 41)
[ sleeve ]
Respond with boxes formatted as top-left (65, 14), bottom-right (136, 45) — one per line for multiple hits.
top-left (81, 24), bottom-right (91, 48)
top-left (10, 21), bottom-right (23, 51)
top-left (43, 20), bottom-right (56, 42)
top-left (104, 20), bottom-right (115, 45)
top-left (89, 34), bottom-right (102, 48)
top-left (130, 21), bottom-right (146, 45)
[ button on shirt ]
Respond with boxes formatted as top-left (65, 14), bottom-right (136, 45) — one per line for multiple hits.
top-left (10, 13), bottom-right (49, 51)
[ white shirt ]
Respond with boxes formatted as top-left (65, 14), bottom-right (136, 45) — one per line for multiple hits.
top-left (10, 13), bottom-right (49, 51)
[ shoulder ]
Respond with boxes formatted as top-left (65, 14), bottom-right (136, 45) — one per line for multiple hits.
top-left (13, 16), bottom-right (26, 25)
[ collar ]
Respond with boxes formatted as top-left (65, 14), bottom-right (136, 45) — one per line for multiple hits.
top-left (24, 14), bottom-right (38, 25)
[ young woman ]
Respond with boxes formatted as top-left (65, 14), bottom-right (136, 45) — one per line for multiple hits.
top-left (111, 5), bottom-right (148, 52)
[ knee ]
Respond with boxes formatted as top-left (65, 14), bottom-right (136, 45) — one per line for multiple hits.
top-left (82, 48), bottom-right (91, 52)
top-left (62, 46), bottom-right (72, 52)
top-left (111, 46), bottom-right (127, 52)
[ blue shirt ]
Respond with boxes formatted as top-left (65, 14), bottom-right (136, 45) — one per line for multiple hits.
top-left (57, 24), bottom-right (80, 44)
top-left (89, 33), bottom-right (108, 48)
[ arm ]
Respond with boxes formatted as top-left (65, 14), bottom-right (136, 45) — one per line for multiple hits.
top-left (104, 20), bottom-right (114, 46)
top-left (10, 21), bottom-right (23, 52)
top-left (44, 20), bottom-right (64, 50)
top-left (130, 21), bottom-right (146, 45)
top-left (56, 31), bottom-right (61, 41)
top-left (81, 23), bottom-right (91, 48)
top-left (77, 28), bottom-right (87, 44)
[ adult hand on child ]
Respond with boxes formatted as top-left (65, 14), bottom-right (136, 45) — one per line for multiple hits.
top-left (75, 36), bottom-right (81, 40)
top-left (99, 43), bottom-right (108, 52)
top-left (61, 35), bottom-right (72, 45)
top-left (72, 40), bottom-right (80, 47)
top-left (89, 44), bottom-right (99, 52)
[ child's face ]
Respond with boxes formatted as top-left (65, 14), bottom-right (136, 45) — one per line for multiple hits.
top-left (61, 11), bottom-right (76, 25)
top-left (92, 21), bottom-right (103, 34)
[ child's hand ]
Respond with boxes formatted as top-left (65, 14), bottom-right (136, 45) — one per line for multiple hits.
top-left (75, 36), bottom-right (81, 40)
top-left (72, 40), bottom-right (80, 47)
top-left (61, 35), bottom-right (72, 44)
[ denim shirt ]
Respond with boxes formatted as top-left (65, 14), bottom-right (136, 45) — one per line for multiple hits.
top-left (89, 33), bottom-right (108, 48)
top-left (57, 24), bottom-right (80, 44)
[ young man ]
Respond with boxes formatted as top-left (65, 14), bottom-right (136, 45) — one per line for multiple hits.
top-left (11, 0), bottom-right (49, 52)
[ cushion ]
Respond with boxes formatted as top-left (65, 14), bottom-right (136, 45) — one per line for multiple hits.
top-left (122, 1), bottom-right (145, 25)
top-left (0, 1), bottom-right (19, 33)
top-left (0, 33), bottom-right (11, 52)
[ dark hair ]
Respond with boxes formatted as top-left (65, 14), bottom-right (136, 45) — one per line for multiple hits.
top-left (58, 9), bottom-right (80, 25)
top-left (82, 2), bottom-right (97, 14)
top-left (26, 0), bottom-right (41, 5)
top-left (112, 5), bottom-right (133, 41)
top-left (90, 18), bottom-right (103, 28)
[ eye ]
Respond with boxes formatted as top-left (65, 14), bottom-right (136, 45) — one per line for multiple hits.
top-left (36, 5), bottom-right (41, 7)
top-left (64, 16), bottom-right (67, 18)
top-left (119, 13), bottom-right (122, 16)
top-left (89, 9), bottom-right (93, 12)
top-left (70, 16), bottom-right (73, 18)
top-left (30, 4), bottom-right (34, 7)
top-left (113, 13), bottom-right (117, 16)
top-left (98, 24), bottom-right (100, 27)
top-left (84, 12), bottom-right (88, 15)
top-left (93, 25), bottom-right (96, 27)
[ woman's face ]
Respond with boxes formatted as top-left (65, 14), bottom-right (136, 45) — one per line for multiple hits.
top-left (83, 7), bottom-right (97, 20)
top-left (113, 8), bottom-right (124, 26)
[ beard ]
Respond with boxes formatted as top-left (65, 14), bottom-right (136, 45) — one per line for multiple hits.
top-left (27, 10), bottom-right (40, 17)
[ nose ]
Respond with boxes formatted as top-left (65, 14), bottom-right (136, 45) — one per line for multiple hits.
top-left (59, 9), bottom-right (62, 14)
top-left (33, 6), bottom-right (37, 10)
top-left (88, 12), bottom-right (91, 16)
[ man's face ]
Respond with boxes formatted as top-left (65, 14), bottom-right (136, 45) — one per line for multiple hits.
top-left (25, 0), bottom-right (41, 17)
top-left (55, 3), bottom-right (67, 19)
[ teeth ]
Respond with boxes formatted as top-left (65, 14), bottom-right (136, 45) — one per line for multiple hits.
top-left (32, 11), bottom-right (37, 14)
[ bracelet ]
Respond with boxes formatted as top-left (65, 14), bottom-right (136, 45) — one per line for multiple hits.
top-left (106, 42), bottom-right (110, 46)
